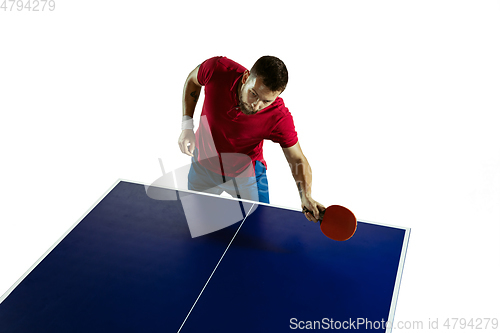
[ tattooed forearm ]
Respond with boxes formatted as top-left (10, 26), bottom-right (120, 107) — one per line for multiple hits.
top-left (190, 91), bottom-right (199, 103)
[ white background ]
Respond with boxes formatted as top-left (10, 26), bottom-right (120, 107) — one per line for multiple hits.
top-left (1, 0), bottom-right (499, 331)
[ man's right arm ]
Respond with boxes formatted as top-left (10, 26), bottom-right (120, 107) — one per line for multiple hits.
top-left (178, 65), bottom-right (202, 157)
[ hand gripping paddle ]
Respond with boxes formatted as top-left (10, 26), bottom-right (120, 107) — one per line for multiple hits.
top-left (302, 205), bottom-right (357, 241)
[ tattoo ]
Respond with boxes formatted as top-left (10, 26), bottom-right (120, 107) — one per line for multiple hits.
top-left (297, 182), bottom-right (303, 199)
top-left (190, 91), bottom-right (199, 103)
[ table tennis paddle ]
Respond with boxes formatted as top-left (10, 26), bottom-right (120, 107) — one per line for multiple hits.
top-left (302, 205), bottom-right (357, 241)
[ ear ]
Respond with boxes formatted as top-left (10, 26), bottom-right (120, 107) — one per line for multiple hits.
top-left (241, 70), bottom-right (250, 84)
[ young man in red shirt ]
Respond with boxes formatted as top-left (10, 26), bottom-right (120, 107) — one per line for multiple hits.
top-left (178, 56), bottom-right (324, 222)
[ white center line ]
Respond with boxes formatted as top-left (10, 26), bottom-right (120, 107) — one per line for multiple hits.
top-left (176, 202), bottom-right (256, 333)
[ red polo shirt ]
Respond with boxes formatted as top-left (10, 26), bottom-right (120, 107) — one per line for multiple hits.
top-left (195, 56), bottom-right (298, 177)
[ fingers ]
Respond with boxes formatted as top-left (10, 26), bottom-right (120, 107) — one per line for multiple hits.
top-left (178, 130), bottom-right (196, 157)
top-left (311, 204), bottom-right (320, 221)
top-left (311, 210), bottom-right (320, 223)
top-left (302, 206), bottom-right (319, 223)
top-left (302, 200), bottom-right (325, 223)
top-left (178, 139), bottom-right (188, 155)
top-left (183, 142), bottom-right (194, 157)
top-left (308, 211), bottom-right (319, 223)
top-left (304, 211), bottom-right (315, 222)
top-left (178, 141), bottom-right (194, 157)
top-left (188, 142), bottom-right (196, 156)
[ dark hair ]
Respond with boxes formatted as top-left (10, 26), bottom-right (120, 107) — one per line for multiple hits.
top-left (250, 56), bottom-right (288, 93)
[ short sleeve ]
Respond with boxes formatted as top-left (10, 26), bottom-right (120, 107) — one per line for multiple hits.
top-left (197, 56), bottom-right (223, 86)
top-left (269, 111), bottom-right (298, 148)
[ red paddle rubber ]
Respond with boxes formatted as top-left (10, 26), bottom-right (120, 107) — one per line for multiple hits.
top-left (302, 205), bottom-right (357, 241)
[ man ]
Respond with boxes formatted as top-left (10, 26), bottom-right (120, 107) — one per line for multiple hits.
top-left (178, 56), bottom-right (324, 222)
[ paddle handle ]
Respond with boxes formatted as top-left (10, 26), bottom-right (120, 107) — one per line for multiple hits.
top-left (302, 206), bottom-right (325, 222)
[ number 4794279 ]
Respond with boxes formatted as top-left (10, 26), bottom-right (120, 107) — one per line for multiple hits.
top-left (1, 0), bottom-right (56, 11)
top-left (443, 318), bottom-right (498, 330)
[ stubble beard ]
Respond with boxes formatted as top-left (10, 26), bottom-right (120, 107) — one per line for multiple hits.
top-left (238, 96), bottom-right (258, 115)
top-left (237, 78), bottom-right (259, 115)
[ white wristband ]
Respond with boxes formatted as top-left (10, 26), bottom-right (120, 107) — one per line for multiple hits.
top-left (182, 115), bottom-right (194, 130)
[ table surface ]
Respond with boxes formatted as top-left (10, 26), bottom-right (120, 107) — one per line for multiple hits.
top-left (0, 180), bottom-right (410, 333)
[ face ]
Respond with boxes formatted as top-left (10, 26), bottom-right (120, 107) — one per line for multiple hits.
top-left (238, 71), bottom-right (281, 115)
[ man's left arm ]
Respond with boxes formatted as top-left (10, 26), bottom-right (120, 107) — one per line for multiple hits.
top-left (282, 141), bottom-right (325, 223)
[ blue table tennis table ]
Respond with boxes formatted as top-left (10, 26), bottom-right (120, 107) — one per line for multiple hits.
top-left (0, 180), bottom-right (410, 332)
